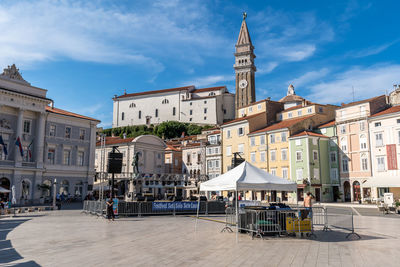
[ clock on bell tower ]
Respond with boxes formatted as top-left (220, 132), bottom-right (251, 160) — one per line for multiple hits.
top-left (234, 12), bottom-right (256, 117)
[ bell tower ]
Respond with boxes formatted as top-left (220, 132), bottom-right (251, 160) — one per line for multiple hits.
top-left (234, 12), bottom-right (256, 117)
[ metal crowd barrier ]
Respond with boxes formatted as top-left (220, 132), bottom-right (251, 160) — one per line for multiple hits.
top-left (223, 207), bottom-right (314, 238)
top-left (222, 206), bottom-right (359, 239)
top-left (324, 207), bottom-right (360, 239)
top-left (82, 201), bottom-right (106, 217)
top-left (82, 200), bottom-right (226, 217)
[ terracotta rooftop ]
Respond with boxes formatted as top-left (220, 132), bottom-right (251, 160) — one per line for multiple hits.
top-left (282, 104), bottom-right (303, 112)
top-left (340, 95), bottom-right (385, 108)
top-left (249, 115), bottom-right (314, 134)
top-left (239, 98), bottom-right (282, 109)
top-left (46, 106), bottom-right (100, 122)
top-left (114, 85), bottom-right (195, 99)
top-left (96, 137), bottom-right (134, 146)
top-left (165, 144), bottom-right (181, 151)
top-left (183, 142), bottom-right (202, 148)
top-left (207, 130), bottom-right (221, 135)
top-left (191, 86), bottom-right (226, 93)
top-left (279, 94), bottom-right (305, 103)
top-left (318, 120), bottom-right (335, 128)
top-left (290, 131), bottom-right (329, 139)
top-left (370, 105), bottom-right (400, 118)
top-left (222, 112), bottom-right (265, 126)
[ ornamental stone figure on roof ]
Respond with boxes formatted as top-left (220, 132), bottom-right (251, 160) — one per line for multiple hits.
top-left (0, 64), bottom-right (29, 84)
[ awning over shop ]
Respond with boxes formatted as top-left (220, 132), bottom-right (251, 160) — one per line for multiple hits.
top-left (362, 177), bottom-right (400, 188)
top-left (0, 186), bottom-right (10, 193)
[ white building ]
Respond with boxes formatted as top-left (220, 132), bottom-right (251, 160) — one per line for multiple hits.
top-left (95, 135), bottom-right (167, 197)
top-left (366, 104), bottom-right (400, 201)
top-left (205, 130), bottom-right (222, 179)
top-left (112, 85), bottom-right (235, 127)
top-left (0, 65), bottom-right (99, 204)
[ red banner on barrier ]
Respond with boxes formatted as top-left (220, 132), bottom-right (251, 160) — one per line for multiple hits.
top-left (386, 144), bottom-right (397, 170)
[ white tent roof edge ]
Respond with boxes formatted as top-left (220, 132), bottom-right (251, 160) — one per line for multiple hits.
top-left (199, 161), bottom-right (297, 192)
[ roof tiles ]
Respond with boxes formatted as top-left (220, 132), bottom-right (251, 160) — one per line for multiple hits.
top-left (290, 131), bottom-right (329, 138)
top-left (249, 115), bottom-right (314, 134)
top-left (46, 106), bottom-right (100, 122)
top-left (370, 105), bottom-right (400, 118)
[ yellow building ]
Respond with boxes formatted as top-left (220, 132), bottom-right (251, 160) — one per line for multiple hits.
top-left (221, 113), bottom-right (267, 173)
top-left (237, 98), bottom-right (284, 119)
top-left (277, 103), bottom-right (338, 121)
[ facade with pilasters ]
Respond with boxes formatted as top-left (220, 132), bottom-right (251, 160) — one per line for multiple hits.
top-left (0, 65), bottom-right (99, 205)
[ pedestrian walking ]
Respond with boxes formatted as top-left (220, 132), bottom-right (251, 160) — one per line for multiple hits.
top-left (304, 192), bottom-right (314, 208)
top-left (303, 192), bottom-right (314, 219)
top-left (106, 197), bottom-right (115, 221)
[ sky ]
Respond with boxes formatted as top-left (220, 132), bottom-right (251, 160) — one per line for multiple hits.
top-left (1, 0), bottom-right (400, 127)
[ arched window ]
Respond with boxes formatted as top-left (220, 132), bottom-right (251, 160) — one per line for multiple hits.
top-left (138, 111), bottom-right (141, 119)
top-left (360, 134), bottom-right (367, 150)
top-left (208, 92), bottom-right (216, 96)
top-left (172, 107), bottom-right (176, 116)
top-left (162, 99), bottom-right (169, 104)
top-left (129, 103), bottom-right (136, 108)
top-left (121, 112), bottom-right (125, 121)
top-left (155, 109), bottom-right (158, 117)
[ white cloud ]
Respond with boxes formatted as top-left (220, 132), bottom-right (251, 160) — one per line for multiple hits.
top-left (0, 0), bottom-right (229, 75)
top-left (257, 62), bottom-right (278, 75)
top-left (280, 44), bottom-right (316, 62)
top-left (306, 64), bottom-right (400, 104)
top-left (349, 41), bottom-right (397, 58)
top-left (290, 68), bottom-right (330, 87)
top-left (252, 10), bottom-right (334, 65)
top-left (186, 75), bottom-right (233, 88)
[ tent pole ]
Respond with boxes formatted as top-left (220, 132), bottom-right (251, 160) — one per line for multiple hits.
top-left (235, 190), bottom-right (239, 243)
top-left (195, 191), bottom-right (201, 232)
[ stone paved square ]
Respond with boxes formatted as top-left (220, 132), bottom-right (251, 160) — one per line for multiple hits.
top-left (2, 209), bottom-right (400, 266)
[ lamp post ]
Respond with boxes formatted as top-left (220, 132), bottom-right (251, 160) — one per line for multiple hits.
top-left (53, 178), bottom-right (57, 210)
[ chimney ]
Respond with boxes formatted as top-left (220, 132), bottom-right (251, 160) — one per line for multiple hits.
top-left (124, 89), bottom-right (127, 95)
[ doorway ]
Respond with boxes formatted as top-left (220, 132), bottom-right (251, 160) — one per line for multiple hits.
top-left (353, 181), bottom-right (361, 202)
top-left (343, 181), bottom-right (351, 202)
top-left (315, 188), bottom-right (321, 202)
top-left (332, 186), bottom-right (340, 202)
top-left (0, 177), bottom-right (10, 201)
top-left (297, 188), bottom-right (304, 201)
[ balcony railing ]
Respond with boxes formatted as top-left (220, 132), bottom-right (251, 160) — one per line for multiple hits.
top-left (0, 160), bottom-right (15, 166)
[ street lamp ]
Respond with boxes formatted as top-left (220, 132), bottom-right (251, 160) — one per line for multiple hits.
top-left (53, 178), bottom-right (57, 210)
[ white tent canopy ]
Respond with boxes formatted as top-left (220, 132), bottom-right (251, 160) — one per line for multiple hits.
top-left (200, 161), bottom-right (297, 192)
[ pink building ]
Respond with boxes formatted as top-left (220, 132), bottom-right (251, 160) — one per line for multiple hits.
top-left (336, 95), bottom-right (387, 202)
top-left (366, 105), bottom-right (400, 201)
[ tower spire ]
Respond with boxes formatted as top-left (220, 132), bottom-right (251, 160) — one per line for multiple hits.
top-left (236, 13), bottom-right (253, 46)
top-left (234, 13), bottom-right (256, 117)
